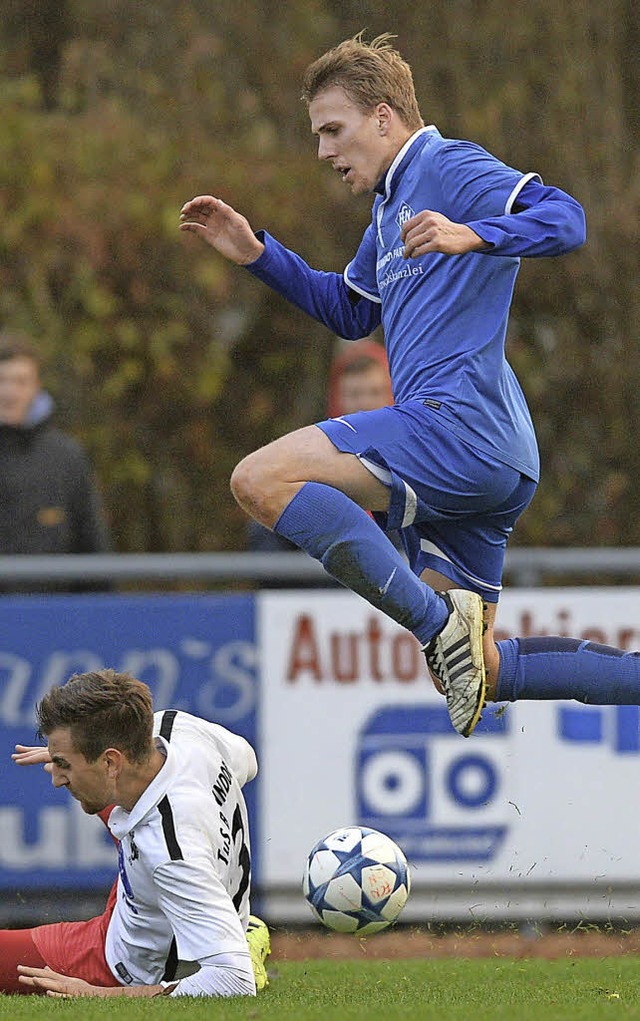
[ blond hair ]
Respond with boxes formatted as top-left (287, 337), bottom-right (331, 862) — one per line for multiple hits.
top-left (301, 33), bottom-right (423, 131)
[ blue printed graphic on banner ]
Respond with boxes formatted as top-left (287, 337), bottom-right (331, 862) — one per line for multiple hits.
top-left (0, 593), bottom-right (258, 890)
top-left (356, 704), bottom-right (509, 863)
top-left (559, 705), bottom-right (640, 754)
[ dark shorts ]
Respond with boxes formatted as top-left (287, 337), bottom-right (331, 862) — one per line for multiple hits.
top-left (317, 400), bottom-right (537, 603)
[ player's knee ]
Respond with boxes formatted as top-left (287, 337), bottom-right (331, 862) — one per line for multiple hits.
top-left (230, 452), bottom-right (277, 523)
top-left (230, 453), bottom-right (260, 508)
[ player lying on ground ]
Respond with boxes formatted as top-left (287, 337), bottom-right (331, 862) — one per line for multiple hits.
top-left (0, 669), bottom-right (269, 998)
top-left (180, 33), bottom-right (640, 738)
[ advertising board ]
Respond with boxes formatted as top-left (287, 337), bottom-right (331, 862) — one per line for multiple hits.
top-left (0, 593), bottom-right (258, 904)
top-left (258, 588), bottom-right (640, 921)
top-left (2, 585), bottom-right (639, 924)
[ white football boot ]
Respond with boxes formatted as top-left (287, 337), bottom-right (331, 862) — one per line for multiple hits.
top-left (424, 589), bottom-right (486, 737)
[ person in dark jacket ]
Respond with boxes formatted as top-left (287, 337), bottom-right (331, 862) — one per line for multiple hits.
top-left (0, 330), bottom-right (111, 591)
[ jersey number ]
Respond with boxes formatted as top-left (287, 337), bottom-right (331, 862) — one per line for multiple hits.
top-left (231, 805), bottom-right (250, 912)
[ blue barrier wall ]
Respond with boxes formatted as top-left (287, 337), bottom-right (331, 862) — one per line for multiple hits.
top-left (0, 593), bottom-right (258, 893)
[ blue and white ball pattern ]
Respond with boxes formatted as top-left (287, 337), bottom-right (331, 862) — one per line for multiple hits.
top-left (302, 826), bottom-right (411, 934)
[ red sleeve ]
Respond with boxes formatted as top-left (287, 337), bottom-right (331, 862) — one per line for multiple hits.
top-left (98, 804), bottom-right (118, 846)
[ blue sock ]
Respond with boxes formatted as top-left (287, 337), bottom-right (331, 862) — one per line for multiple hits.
top-left (496, 637), bottom-right (640, 704)
top-left (274, 482), bottom-right (448, 644)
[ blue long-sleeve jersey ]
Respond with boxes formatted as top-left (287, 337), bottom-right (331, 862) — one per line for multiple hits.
top-left (246, 127), bottom-right (586, 482)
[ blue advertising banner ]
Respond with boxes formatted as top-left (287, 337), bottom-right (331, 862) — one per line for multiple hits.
top-left (0, 593), bottom-right (258, 891)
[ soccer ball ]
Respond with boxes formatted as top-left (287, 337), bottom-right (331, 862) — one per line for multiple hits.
top-left (302, 825), bottom-right (411, 935)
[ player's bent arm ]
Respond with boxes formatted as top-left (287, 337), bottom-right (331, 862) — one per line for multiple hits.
top-left (245, 231), bottom-right (381, 339)
top-left (467, 181), bottom-right (587, 258)
top-left (165, 953), bottom-right (255, 997)
top-left (152, 859), bottom-right (256, 996)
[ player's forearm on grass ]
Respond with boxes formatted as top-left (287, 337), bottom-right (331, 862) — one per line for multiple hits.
top-left (99, 983), bottom-right (166, 997)
top-left (245, 231), bottom-right (381, 338)
top-left (65, 982), bottom-right (172, 997)
top-left (17, 969), bottom-right (165, 998)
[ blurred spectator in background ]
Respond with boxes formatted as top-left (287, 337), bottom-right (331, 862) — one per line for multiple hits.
top-left (247, 337), bottom-right (396, 569)
top-left (0, 330), bottom-right (111, 592)
top-left (326, 337), bottom-right (393, 418)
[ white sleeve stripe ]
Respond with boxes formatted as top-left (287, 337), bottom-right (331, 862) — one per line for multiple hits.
top-left (401, 481), bottom-right (418, 529)
top-left (343, 264), bottom-right (382, 304)
top-left (504, 172), bottom-right (543, 214)
top-left (357, 456), bottom-right (392, 484)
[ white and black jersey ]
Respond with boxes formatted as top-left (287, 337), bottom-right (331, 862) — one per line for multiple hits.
top-left (104, 710), bottom-right (257, 992)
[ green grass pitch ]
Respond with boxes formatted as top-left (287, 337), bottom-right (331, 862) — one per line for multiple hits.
top-left (2, 957), bottom-right (640, 1020)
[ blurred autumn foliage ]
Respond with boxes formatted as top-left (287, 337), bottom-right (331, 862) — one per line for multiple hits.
top-left (1, 0), bottom-right (639, 552)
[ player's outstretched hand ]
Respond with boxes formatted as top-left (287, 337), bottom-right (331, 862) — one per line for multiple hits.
top-left (12, 744), bottom-right (53, 773)
top-left (179, 195), bottom-right (265, 265)
top-left (400, 210), bottom-right (488, 258)
top-left (18, 965), bottom-right (99, 997)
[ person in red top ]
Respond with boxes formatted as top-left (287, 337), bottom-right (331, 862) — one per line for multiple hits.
top-left (326, 338), bottom-right (393, 418)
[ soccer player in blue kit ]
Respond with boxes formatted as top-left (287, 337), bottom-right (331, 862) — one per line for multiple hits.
top-left (180, 34), bottom-right (640, 737)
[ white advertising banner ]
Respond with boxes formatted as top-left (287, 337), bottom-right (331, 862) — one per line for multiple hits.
top-left (258, 588), bottom-right (640, 922)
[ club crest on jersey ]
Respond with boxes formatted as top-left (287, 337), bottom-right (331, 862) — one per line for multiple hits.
top-left (395, 202), bottom-right (415, 229)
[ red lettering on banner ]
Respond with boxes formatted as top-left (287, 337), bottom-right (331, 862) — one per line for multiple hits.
top-left (392, 633), bottom-right (420, 681)
top-left (331, 633), bottom-right (359, 682)
top-left (619, 629), bottom-right (636, 650)
top-left (556, 609), bottom-right (571, 637)
top-left (287, 613), bottom-right (422, 683)
top-left (486, 609), bottom-right (639, 650)
top-left (285, 606), bottom-right (640, 684)
top-left (367, 617), bottom-right (383, 681)
top-left (581, 628), bottom-right (608, 645)
top-left (519, 611), bottom-right (534, 638)
top-left (287, 615), bottom-right (321, 681)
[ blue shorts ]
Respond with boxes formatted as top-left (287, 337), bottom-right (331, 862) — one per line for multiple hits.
top-left (317, 400), bottom-right (537, 603)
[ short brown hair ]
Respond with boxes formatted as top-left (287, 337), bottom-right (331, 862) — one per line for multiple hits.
top-left (37, 669), bottom-right (155, 764)
top-left (0, 330), bottom-right (40, 366)
top-left (301, 33), bottom-right (423, 131)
